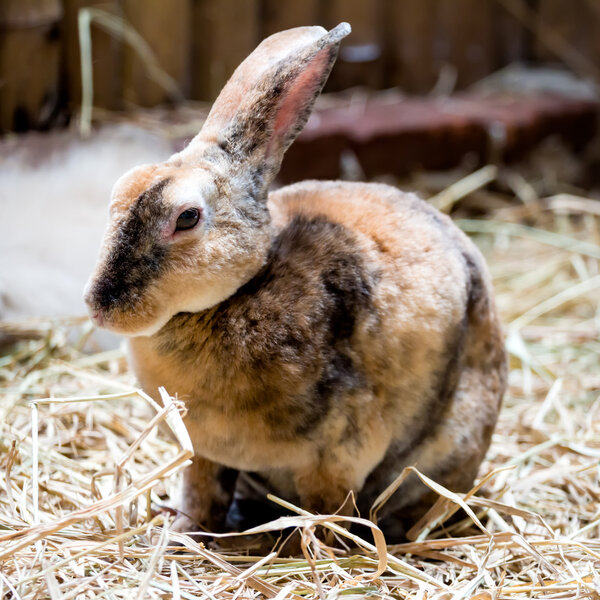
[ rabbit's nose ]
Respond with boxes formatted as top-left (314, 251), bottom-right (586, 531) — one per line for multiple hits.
top-left (83, 284), bottom-right (106, 327)
top-left (83, 278), bottom-right (103, 315)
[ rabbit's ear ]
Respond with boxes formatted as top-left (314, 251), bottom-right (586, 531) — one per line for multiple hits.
top-left (182, 23), bottom-right (350, 190)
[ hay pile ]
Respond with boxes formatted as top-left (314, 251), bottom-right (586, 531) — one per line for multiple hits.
top-left (1, 169), bottom-right (599, 599)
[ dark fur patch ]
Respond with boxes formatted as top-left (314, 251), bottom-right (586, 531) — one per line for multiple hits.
top-left (392, 315), bottom-right (469, 461)
top-left (238, 216), bottom-right (372, 436)
top-left (462, 251), bottom-right (488, 319)
top-left (157, 215), bottom-right (374, 439)
top-left (89, 179), bottom-right (170, 312)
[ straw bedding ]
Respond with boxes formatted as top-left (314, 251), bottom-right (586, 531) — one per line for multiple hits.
top-left (1, 170), bottom-right (599, 599)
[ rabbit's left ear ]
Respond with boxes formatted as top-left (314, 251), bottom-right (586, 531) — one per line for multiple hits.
top-left (182, 23), bottom-right (351, 190)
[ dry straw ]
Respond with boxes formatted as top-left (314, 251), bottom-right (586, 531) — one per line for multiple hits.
top-left (1, 167), bottom-right (599, 599)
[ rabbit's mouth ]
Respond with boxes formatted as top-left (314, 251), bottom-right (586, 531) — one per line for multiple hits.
top-left (86, 305), bottom-right (171, 337)
top-left (83, 275), bottom-right (178, 336)
top-left (90, 311), bottom-right (105, 327)
top-left (85, 303), bottom-right (116, 332)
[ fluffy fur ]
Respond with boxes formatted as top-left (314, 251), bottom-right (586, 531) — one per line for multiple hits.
top-left (85, 24), bottom-right (507, 541)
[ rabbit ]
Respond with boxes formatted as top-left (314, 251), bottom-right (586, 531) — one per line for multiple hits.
top-left (84, 22), bottom-right (507, 542)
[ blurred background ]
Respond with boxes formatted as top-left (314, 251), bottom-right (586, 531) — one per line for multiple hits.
top-left (2, 0), bottom-right (600, 128)
top-left (0, 0), bottom-right (599, 331)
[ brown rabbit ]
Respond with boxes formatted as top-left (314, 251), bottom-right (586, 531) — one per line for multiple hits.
top-left (84, 23), bottom-right (507, 541)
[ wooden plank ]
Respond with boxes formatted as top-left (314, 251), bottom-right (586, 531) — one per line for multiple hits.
top-left (535, 0), bottom-right (600, 73)
top-left (261, 0), bottom-right (321, 37)
top-left (389, 0), bottom-right (497, 93)
top-left (436, 0), bottom-right (496, 89)
top-left (324, 0), bottom-right (385, 90)
top-left (388, 0), bottom-right (439, 93)
top-left (191, 0), bottom-right (260, 101)
top-left (62, 0), bottom-right (124, 112)
top-left (492, 0), bottom-right (528, 68)
top-left (122, 0), bottom-right (191, 107)
top-left (0, 0), bottom-right (62, 132)
top-left (280, 91), bottom-right (598, 182)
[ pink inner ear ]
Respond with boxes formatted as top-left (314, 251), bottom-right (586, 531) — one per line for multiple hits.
top-left (267, 48), bottom-right (331, 157)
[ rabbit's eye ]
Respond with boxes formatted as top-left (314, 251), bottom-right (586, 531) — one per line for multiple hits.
top-left (175, 208), bottom-right (201, 231)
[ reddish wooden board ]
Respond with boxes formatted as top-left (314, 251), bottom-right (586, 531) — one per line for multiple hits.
top-left (278, 92), bottom-right (599, 183)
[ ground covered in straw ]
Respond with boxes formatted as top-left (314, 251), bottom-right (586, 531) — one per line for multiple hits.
top-left (1, 169), bottom-right (599, 599)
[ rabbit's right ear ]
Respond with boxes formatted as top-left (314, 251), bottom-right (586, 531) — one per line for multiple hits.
top-left (180, 23), bottom-right (350, 194)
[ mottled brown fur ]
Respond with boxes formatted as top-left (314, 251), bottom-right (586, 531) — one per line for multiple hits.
top-left (85, 24), bottom-right (507, 544)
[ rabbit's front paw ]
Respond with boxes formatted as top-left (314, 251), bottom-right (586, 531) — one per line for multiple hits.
top-left (174, 456), bottom-right (238, 535)
top-left (171, 513), bottom-right (205, 538)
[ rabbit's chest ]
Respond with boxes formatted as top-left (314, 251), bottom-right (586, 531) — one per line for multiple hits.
top-left (183, 406), bottom-right (313, 471)
top-left (127, 337), bottom-right (316, 469)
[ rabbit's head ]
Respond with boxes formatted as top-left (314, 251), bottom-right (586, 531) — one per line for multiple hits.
top-left (84, 24), bottom-right (350, 335)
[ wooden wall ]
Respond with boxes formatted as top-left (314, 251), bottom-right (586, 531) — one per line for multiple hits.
top-left (0, 0), bottom-right (598, 133)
